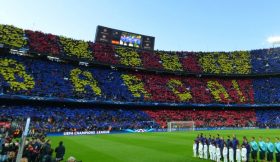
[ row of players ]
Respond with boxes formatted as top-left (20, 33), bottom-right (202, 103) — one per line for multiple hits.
top-left (193, 134), bottom-right (280, 162)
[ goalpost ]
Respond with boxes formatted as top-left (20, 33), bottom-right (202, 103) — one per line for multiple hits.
top-left (167, 121), bottom-right (195, 132)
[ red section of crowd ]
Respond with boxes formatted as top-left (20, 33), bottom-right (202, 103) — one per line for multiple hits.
top-left (179, 53), bottom-right (202, 73)
top-left (137, 74), bottom-right (254, 104)
top-left (25, 30), bottom-right (61, 55)
top-left (143, 74), bottom-right (181, 102)
top-left (90, 42), bottom-right (119, 65)
top-left (145, 109), bottom-right (256, 128)
top-left (140, 51), bottom-right (163, 69)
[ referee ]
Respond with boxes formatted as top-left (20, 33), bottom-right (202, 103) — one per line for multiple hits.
top-left (266, 137), bottom-right (274, 162)
top-left (259, 136), bottom-right (266, 162)
top-left (275, 137), bottom-right (280, 162)
top-left (250, 137), bottom-right (258, 162)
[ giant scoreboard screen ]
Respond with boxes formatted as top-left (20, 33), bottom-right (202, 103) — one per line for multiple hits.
top-left (95, 26), bottom-right (155, 50)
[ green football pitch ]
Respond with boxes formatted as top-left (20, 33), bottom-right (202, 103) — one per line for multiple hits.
top-left (49, 129), bottom-right (280, 162)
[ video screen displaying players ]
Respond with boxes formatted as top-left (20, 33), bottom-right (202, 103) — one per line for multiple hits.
top-left (119, 32), bottom-right (142, 48)
top-left (95, 26), bottom-right (155, 50)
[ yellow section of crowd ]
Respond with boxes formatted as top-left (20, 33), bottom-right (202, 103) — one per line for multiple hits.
top-left (0, 24), bottom-right (26, 48)
top-left (167, 79), bottom-right (192, 101)
top-left (115, 47), bottom-right (142, 67)
top-left (207, 80), bottom-right (231, 102)
top-left (59, 37), bottom-right (92, 59)
top-left (121, 74), bottom-right (150, 98)
top-left (158, 52), bottom-right (183, 71)
top-left (70, 68), bottom-right (101, 95)
top-left (199, 51), bottom-right (251, 74)
top-left (0, 59), bottom-right (35, 91)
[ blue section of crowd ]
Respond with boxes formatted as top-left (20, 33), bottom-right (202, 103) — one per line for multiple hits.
top-left (250, 48), bottom-right (280, 74)
top-left (256, 110), bottom-right (280, 128)
top-left (253, 78), bottom-right (280, 104)
top-left (0, 54), bottom-right (136, 103)
top-left (0, 105), bottom-right (158, 132)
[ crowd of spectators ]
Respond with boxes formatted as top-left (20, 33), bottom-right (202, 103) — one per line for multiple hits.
top-left (145, 109), bottom-right (257, 128)
top-left (251, 48), bottom-right (280, 73)
top-left (1, 54), bottom-right (279, 105)
top-left (91, 42), bottom-right (118, 65)
top-left (0, 130), bottom-right (19, 162)
top-left (1, 105), bottom-right (280, 133)
top-left (198, 51), bottom-right (251, 74)
top-left (146, 108), bottom-right (280, 129)
top-left (59, 36), bottom-right (92, 60)
top-left (256, 110), bottom-right (280, 128)
top-left (25, 30), bottom-right (61, 56)
top-left (253, 78), bottom-right (280, 104)
top-left (0, 24), bottom-right (26, 48)
top-left (156, 51), bottom-right (183, 71)
top-left (115, 46), bottom-right (142, 67)
top-left (0, 126), bottom-right (71, 162)
top-left (1, 24), bottom-right (280, 75)
top-left (0, 105), bottom-right (158, 133)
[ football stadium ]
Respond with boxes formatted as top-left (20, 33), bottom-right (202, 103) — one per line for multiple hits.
top-left (1, 1), bottom-right (280, 162)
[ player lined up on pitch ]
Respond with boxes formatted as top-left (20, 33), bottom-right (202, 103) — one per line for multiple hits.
top-left (193, 133), bottom-right (280, 162)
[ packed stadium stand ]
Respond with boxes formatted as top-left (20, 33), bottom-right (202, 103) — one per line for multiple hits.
top-left (145, 109), bottom-right (257, 128)
top-left (1, 104), bottom-right (280, 131)
top-left (0, 105), bottom-right (159, 132)
top-left (0, 24), bottom-right (279, 132)
top-left (0, 23), bottom-right (280, 161)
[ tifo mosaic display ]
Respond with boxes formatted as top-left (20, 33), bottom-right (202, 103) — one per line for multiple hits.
top-left (1, 24), bottom-right (280, 75)
top-left (0, 54), bottom-right (279, 105)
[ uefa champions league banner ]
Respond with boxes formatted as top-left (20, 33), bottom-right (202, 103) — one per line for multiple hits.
top-left (47, 130), bottom-right (111, 136)
top-left (47, 129), bottom-right (156, 136)
top-left (63, 131), bottom-right (110, 136)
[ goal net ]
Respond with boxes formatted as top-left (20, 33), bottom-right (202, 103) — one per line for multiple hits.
top-left (167, 121), bottom-right (195, 132)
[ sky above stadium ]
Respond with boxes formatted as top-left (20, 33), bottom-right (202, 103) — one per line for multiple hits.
top-left (1, 0), bottom-right (280, 51)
